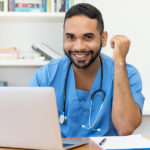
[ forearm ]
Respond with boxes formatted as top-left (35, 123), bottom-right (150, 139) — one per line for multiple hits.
top-left (112, 61), bottom-right (141, 135)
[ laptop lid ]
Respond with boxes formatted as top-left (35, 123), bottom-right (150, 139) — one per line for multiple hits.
top-left (0, 87), bottom-right (88, 150)
top-left (0, 87), bottom-right (63, 150)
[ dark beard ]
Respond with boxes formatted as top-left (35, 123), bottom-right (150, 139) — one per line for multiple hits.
top-left (64, 47), bottom-right (102, 69)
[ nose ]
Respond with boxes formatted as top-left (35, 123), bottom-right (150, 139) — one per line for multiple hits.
top-left (73, 39), bottom-right (86, 51)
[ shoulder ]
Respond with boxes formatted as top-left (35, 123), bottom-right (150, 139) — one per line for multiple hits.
top-left (101, 53), bottom-right (114, 66)
top-left (126, 63), bottom-right (142, 85)
top-left (126, 63), bottom-right (140, 75)
top-left (32, 56), bottom-right (70, 85)
top-left (101, 53), bottom-right (141, 79)
top-left (101, 53), bottom-right (114, 77)
top-left (101, 53), bottom-right (139, 72)
top-left (38, 56), bottom-right (70, 73)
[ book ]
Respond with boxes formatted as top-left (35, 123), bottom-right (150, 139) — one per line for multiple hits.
top-left (10, 0), bottom-right (15, 11)
top-left (3, 0), bottom-right (8, 11)
top-left (15, 7), bottom-right (44, 12)
top-left (14, 0), bottom-right (44, 12)
top-left (1, 0), bottom-right (74, 12)
top-left (0, 47), bottom-right (16, 50)
top-left (46, 0), bottom-right (50, 12)
top-left (15, 0), bottom-right (42, 4)
top-left (56, 0), bottom-right (61, 12)
top-left (32, 43), bottom-right (62, 60)
top-left (0, 0), bottom-right (4, 11)
top-left (42, 0), bottom-right (47, 12)
top-left (54, 0), bottom-right (56, 12)
top-left (51, 0), bottom-right (55, 12)
top-left (0, 47), bottom-right (19, 59)
top-left (16, 3), bottom-right (41, 8)
top-left (0, 50), bottom-right (19, 59)
top-left (65, 0), bottom-right (69, 11)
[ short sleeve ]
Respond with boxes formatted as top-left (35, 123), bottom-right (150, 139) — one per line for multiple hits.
top-left (29, 73), bottom-right (40, 86)
top-left (127, 65), bottom-right (145, 113)
top-left (28, 65), bottom-right (52, 87)
top-left (28, 59), bottom-right (61, 87)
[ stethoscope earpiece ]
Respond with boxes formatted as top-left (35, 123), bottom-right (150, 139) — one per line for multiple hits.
top-left (96, 128), bottom-right (101, 132)
top-left (81, 125), bottom-right (86, 128)
top-left (82, 124), bottom-right (101, 132)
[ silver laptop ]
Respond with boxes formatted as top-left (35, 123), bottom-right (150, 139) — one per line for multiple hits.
top-left (0, 87), bottom-right (88, 150)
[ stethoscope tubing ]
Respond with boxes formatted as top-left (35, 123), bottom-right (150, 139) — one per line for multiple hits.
top-left (63, 62), bottom-right (72, 113)
top-left (61, 55), bottom-right (106, 130)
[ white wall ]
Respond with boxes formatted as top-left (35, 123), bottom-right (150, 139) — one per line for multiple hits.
top-left (0, 21), bottom-right (64, 86)
top-left (86, 0), bottom-right (150, 109)
top-left (134, 115), bottom-right (150, 136)
top-left (0, 66), bottom-right (38, 86)
top-left (0, 21), bottom-right (64, 55)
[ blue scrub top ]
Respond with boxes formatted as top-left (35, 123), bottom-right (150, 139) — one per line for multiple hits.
top-left (29, 53), bottom-right (145, 137)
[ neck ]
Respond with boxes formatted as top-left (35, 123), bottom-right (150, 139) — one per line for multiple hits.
top-left (72, 56), bottom-right (101, 91)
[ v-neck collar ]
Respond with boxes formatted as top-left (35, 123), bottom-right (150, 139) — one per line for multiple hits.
top-left (69, 64), bottom-right (102, 104)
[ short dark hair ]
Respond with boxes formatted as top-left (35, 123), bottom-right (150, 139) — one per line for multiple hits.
top-left (64, 3), bottom-right (104, 35)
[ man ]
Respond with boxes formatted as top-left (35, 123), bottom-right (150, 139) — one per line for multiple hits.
top-left (29, 3), bottom-right (145, 137)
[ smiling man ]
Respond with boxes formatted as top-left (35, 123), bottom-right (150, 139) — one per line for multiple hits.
top-left (29, 3), bottom-right (145, 137)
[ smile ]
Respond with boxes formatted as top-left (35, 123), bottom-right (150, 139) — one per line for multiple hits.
top-left (75, 54), bottom-right (87, 58)
top-left (72, 53), bottom-right (89, 61)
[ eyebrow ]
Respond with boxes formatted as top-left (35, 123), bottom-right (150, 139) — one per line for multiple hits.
top-left (83, 33), bottom-right (95, 36)
top-left (65, 33), bottom-right (95, 36)
top-left (65, 33), bottom-right (74, 36)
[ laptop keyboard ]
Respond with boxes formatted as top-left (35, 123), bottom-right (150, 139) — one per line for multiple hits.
top-left (63, 143), bottom-right (74, 148)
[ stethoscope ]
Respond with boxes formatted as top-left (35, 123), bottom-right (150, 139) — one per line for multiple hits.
top-left (59, 55), bottom-right (106, 132)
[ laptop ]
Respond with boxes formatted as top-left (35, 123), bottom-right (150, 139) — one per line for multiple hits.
top-left (0, 87), bottom-right (88, 150)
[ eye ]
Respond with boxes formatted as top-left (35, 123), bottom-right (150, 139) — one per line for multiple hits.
top-left (86, 35), bottom-right (93, 39)
top-left (66, 34), bottom-right (74, 40)
top-left (84, 34), bottom-right (94, 40)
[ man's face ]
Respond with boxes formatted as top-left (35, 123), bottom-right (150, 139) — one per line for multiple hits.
top-left (63, 15), bottom-right (102, 69)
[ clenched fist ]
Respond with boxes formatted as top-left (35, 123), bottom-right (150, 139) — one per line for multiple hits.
top-left (110, 35), bottom-right (131, 64)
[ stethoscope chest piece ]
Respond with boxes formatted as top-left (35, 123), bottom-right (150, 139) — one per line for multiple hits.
top-left (59, 114), bottom-right (67, 124)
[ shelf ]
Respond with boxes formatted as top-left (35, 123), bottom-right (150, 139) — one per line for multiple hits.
top-left (0, 59), bottom-right (50, 67)
top-left (0, 12), bottom-right (65, 22)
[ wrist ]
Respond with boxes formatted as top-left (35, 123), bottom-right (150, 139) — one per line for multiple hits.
top-left (114, 58), bottom-right (126, 66)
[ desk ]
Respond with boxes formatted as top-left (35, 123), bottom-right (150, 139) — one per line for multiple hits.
top-left (0, 137), bottom-right (149, 150)
top-left (65, 137), bottom-right (101, 150)
top-left (0, 137), bottom-right (101, 150)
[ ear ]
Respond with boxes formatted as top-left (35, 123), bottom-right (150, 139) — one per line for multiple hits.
top-left (101, 31), bottom-right (108, 47)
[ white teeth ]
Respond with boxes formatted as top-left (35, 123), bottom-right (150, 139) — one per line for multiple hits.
top-left (75, 54), bottom-right (85, 58)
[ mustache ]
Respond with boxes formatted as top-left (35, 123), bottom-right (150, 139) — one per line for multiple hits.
top-left (68, 50), bottom-right (94, 55)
